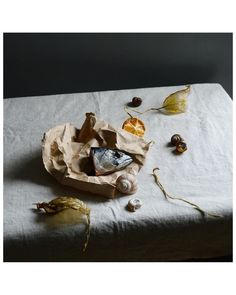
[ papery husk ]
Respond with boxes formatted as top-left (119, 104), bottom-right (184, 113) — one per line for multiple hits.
top-left (162, 85), bottom-right (190, 114)
top-left (35, 196), bottom-right (90, 214)
top-left (35, 197), bottom-right (91, 251)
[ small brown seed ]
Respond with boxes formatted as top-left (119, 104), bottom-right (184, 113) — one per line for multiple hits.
top-left (132, 97), bottom-right (142, 107)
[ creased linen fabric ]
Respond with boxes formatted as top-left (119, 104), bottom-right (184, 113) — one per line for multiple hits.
top-left (4, 83), bottom-right (232, 261)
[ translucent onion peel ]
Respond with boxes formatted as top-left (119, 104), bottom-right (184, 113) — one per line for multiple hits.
top-left (34, 197), bottom-right (91, 251)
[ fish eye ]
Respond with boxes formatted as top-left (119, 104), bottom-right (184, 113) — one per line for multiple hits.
top-left (114, 151), bottom-right (121, 158)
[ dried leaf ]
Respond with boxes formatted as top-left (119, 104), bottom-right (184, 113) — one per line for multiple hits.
top-left (34, 197), bottom-right (91, 251)
top-left (162, 85), bottom-right (190, 114)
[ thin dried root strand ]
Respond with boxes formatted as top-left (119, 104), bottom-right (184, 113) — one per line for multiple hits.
top-left (124, 106), bottom-right (134, 118)
top-left (152, 168), bottom-right (222, 219)
top-left (125, 107), bottom-right (158, 115)
top-left (83, 213), bottom-right (91, 252)
top-left (125, 103), bottom-right (184, 116)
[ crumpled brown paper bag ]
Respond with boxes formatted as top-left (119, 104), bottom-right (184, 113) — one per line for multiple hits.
top-left (42, 113), bottom-right (151, 198)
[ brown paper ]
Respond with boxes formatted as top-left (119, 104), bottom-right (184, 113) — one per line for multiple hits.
top-left (42, 113), bottom-right (151, 198)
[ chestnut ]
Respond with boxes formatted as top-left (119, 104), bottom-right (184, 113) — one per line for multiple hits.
top-left (176, 141), bottom-right (187, 153)
top-left (132, 97), bottom-right (142, 107)
top-left (171, 134), bottom-right (183, 146)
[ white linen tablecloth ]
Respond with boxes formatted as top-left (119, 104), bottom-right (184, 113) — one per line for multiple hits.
top-left (4, 83), bottom-right (232, 261)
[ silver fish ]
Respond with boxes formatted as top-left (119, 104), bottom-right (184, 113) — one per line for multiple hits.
top-left (90, 147), bottom-right (133, 176)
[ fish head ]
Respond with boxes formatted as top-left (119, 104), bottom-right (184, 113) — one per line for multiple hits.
top-left (90, 147), bottom-right (133, 176)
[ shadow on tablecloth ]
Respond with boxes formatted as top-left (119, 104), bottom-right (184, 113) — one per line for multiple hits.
top-left (4, 149), bottom-right (109, 203)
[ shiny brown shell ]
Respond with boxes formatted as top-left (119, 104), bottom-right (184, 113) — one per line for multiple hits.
top-left (171, 134), bottom-right (183, 146)
top-left (176, 141), bottom-right (187, 153)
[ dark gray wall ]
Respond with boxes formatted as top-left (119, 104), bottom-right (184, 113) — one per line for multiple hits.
top-left (4, 33), bottom-right (232, 98)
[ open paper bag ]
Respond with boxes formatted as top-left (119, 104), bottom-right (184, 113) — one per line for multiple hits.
top-left (42, 113), bottom-right (151, 198)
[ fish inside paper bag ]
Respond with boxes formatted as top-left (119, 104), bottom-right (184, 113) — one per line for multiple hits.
top-left (42, 113), bottom-right (151, 198)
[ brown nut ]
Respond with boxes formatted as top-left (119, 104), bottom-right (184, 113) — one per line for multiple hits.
top-left (171, 134), bottom-right (183, 146)
top-left (132, 97), bottom-right (142, 107)
top-left (176, 141), bottom-right (187, 153)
